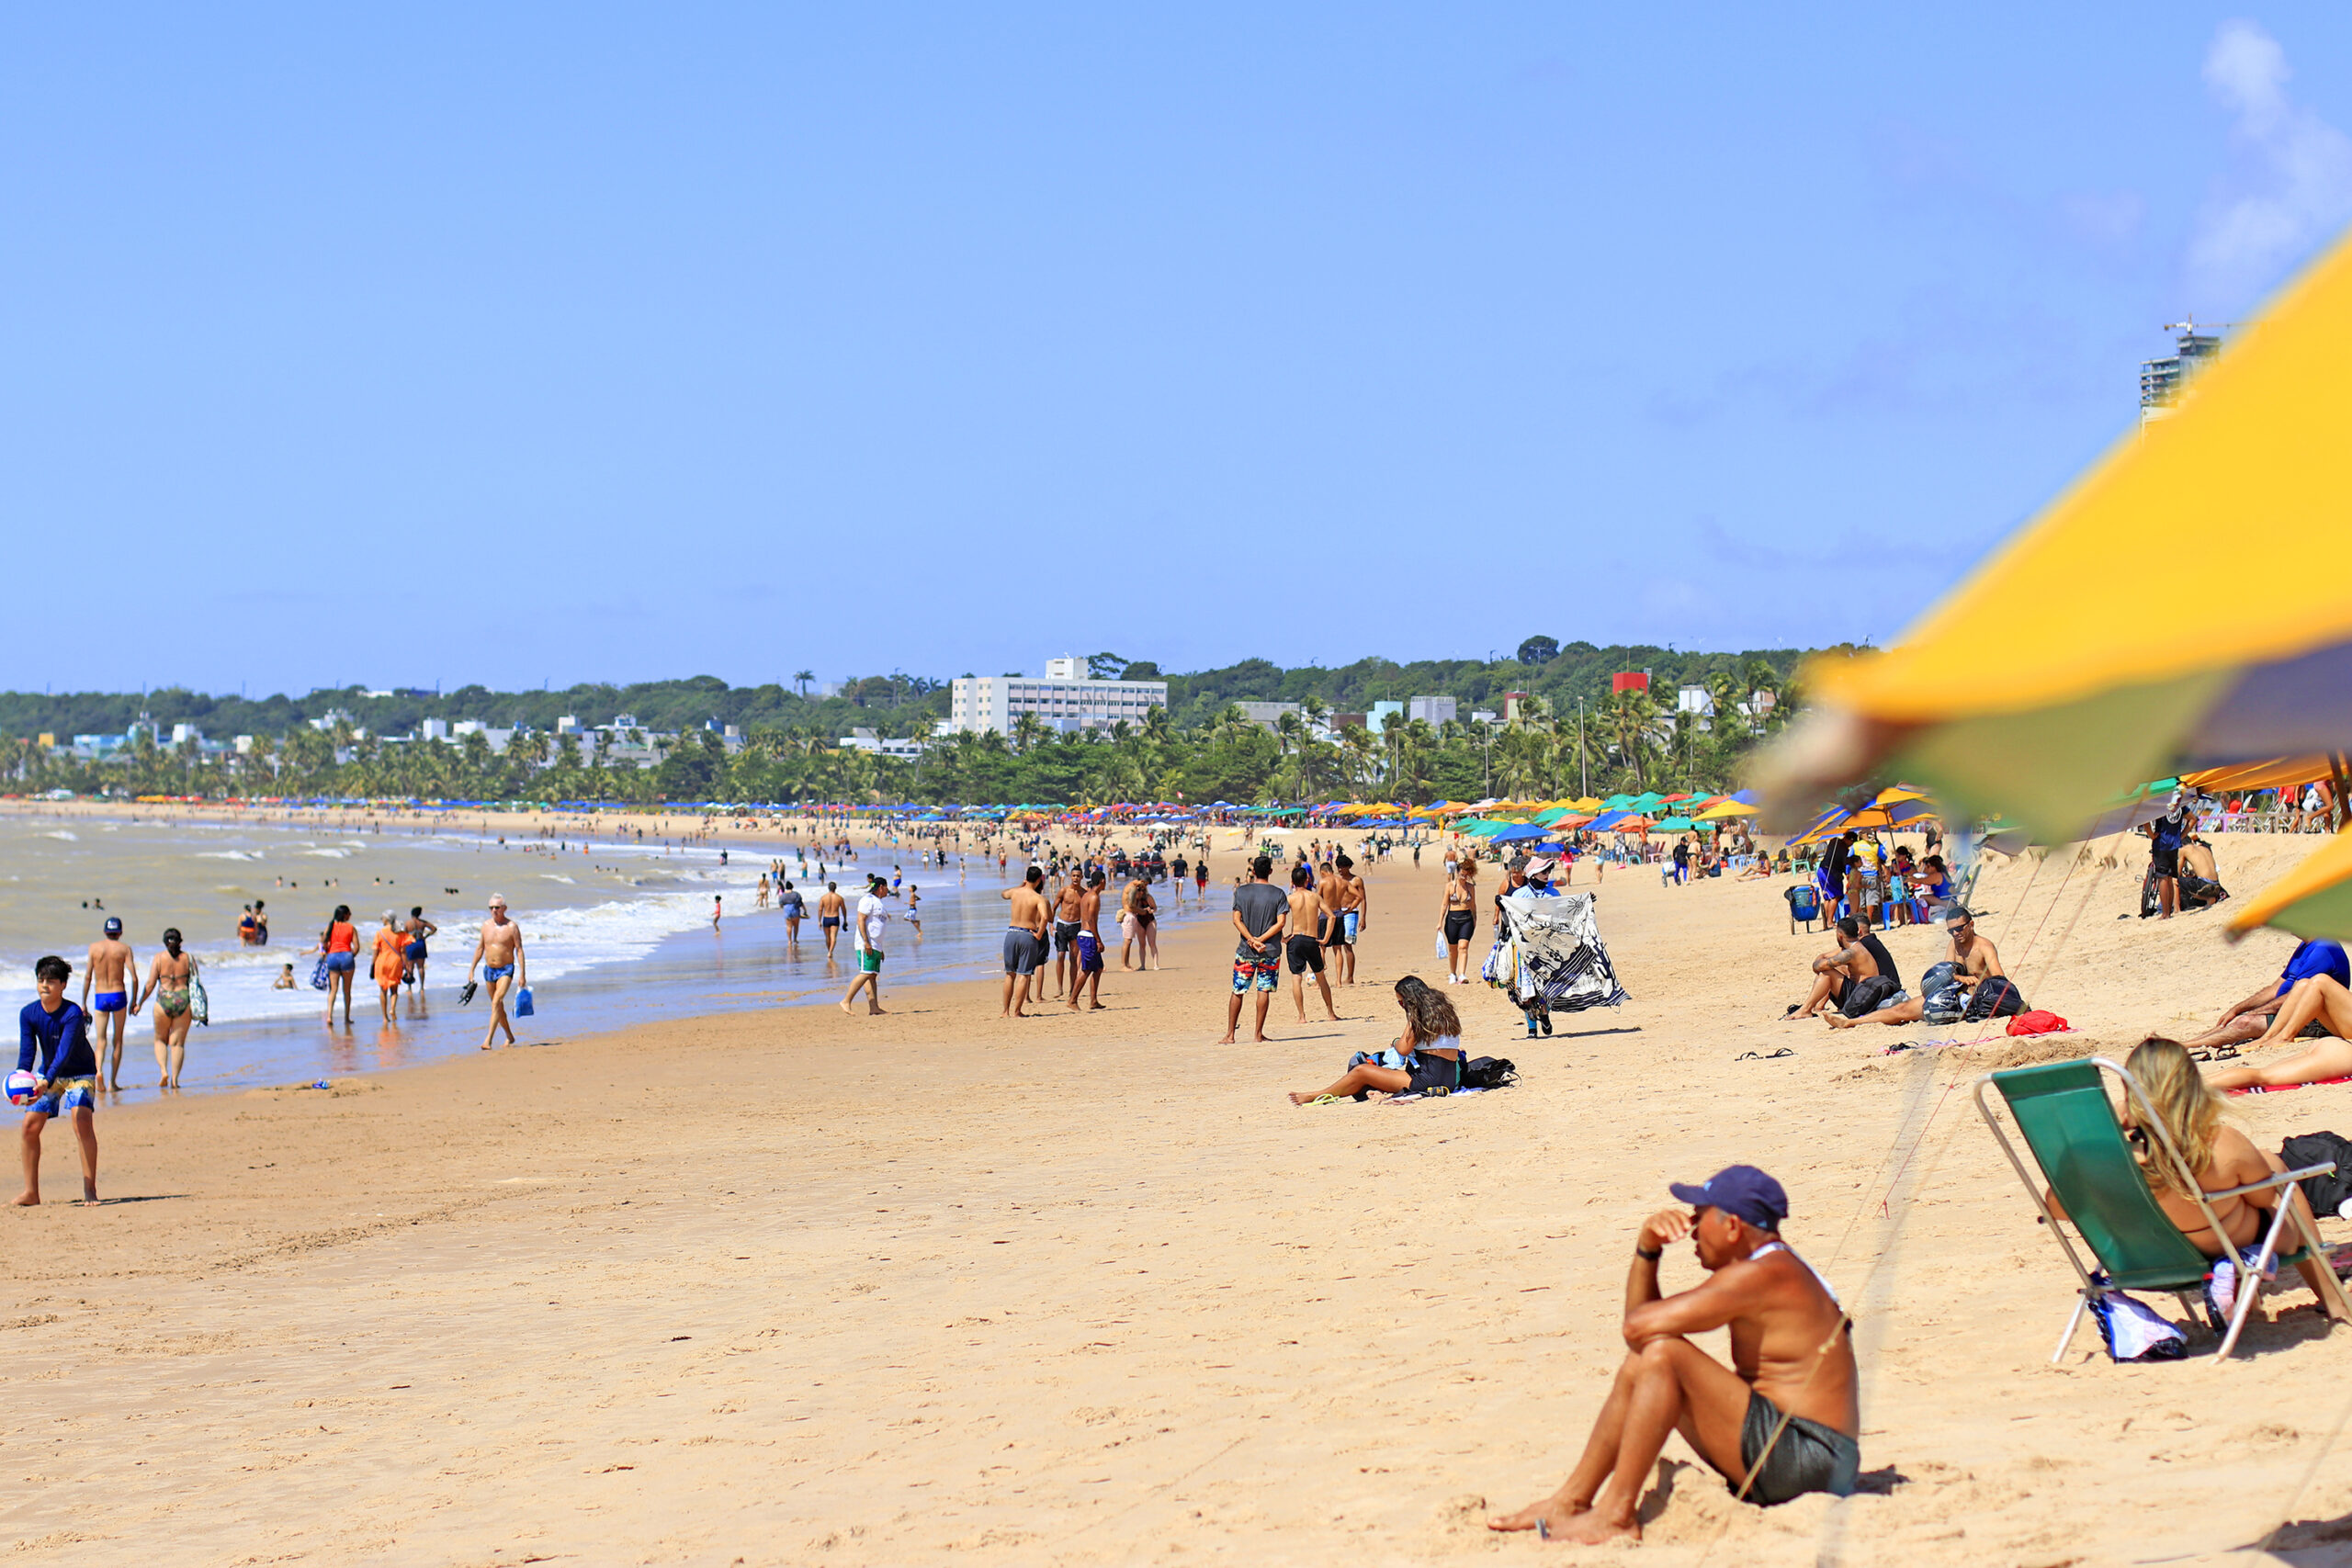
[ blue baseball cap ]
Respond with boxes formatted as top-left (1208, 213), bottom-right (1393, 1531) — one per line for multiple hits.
top-left (102, 917), bottom-right (122, 937)
top-left (1668, 1165), bottom-right (1788, 1231)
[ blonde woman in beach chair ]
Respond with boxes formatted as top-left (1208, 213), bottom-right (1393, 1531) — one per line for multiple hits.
top-left (1976, 1037), bottom-right (2351, 1360)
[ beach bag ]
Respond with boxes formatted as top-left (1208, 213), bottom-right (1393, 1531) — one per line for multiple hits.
top-left (2007, 1010), bottom-right (2069, 1036)
top-left (189, 968), bottom-right (209, 1028)
top-left (2086, 1275), bottom-right (2188, 1361)
top-left (514, 987), bottom-right (535, 1018)
top-left (2281, 1132), bottom-right (2352, 1219)
top-left (310, 955), bottom-right (331, 991)
top-left (1918, 962), bottom-right (1966, 1025)
top-left (1839, 974), bottom-right (1899, 1019)
top-left (1462, 1055), bottom-right (1517, 1090)
top-left (1965, 976), bottom-right (2026, 1021)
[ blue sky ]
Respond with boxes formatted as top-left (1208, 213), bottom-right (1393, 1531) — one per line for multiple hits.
top-left (6, 5), bottom-right (2350, 695)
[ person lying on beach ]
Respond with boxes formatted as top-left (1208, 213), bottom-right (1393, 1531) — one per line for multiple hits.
top-left (1790, 918), bottom-right (1901, 1021)
top-left (1288, 976), bottom-right (1462, 1104)
top-left (2061, 1038), bottom-right (2351, 1323)
top-left (2206, 975), bottom-right (2352, 1093)
top-left (1488, 1166), bottom-right (1858, 1543)
top-left (1826, 904), bottom-right (2021, 1029)
top-left (2184, 939), bottom-right (2348, 1057)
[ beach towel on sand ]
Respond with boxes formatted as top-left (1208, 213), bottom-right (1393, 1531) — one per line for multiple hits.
top-left (1484, 891), bottom-right (1630, 1015)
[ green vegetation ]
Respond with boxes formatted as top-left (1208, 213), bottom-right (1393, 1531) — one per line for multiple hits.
top-left (2, 640), bottom-right (1835, 805)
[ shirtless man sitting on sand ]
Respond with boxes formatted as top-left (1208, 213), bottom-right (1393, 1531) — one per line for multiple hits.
top-left (2207, 968), bottom-right (2352, 1092)
top-left (1791, 918), bottom-right (1899, 1021)
top-left (2184, 938), bottom-right (2347, 1059)
top-left (1826, 904), bottom-right (2015, 1029)
top-left (1490, 1166), bottom-right (1859, 1543)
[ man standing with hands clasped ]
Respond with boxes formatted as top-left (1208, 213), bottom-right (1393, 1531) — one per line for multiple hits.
top-left (1219, 855), bottom-right (1288, 1044)
top-left (1489, 1166), bottom-right (1859, 1544)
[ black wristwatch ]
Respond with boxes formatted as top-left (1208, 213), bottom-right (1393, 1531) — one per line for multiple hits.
top-left (1635, 1245), bottom-right (1664, 1262)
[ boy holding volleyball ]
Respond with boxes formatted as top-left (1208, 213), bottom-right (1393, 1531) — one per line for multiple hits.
top-left (16, 955), bottom-right (99, 1206)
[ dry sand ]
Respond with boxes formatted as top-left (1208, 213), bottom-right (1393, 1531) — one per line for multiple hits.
top-left (8, 827), bottom-right (2352, 1565)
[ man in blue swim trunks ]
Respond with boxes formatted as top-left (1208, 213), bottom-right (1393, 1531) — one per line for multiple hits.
top-left (17, 954), bottom-right (100, 1205)
top-left (464, 896), bottom-right (527, 1051)
top-left (1490, 1166), bottom-right (1858, 1543)
top-left (82, 917), bottom-right (137, 1092)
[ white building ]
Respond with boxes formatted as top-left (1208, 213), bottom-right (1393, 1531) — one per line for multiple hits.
top-left (1408, 695), bottom-right (1457, 726)
top-left (1237, 701), bottom-right (1301, 732)
top-left (949, 662), bottom-right (1170, 737)
top-left (841, 728), bottom-right (927, 761)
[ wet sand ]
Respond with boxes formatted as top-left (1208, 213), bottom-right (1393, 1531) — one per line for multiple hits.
top-left (7, 830), bottom-right (2352, 1563)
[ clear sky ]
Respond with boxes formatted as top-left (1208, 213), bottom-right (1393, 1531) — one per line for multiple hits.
top-left (6, 6), bottom-right (2350, 696)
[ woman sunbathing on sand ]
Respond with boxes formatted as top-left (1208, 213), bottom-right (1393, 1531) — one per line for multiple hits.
top-left (1289, 976), bottom-right (1464, 1104)
top-left (2064, 1038), bottom-right (2351, 1323)
top-left (2206, 975), bottom-right (2352, 1093)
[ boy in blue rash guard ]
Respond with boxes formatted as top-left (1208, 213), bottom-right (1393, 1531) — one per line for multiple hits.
top-left (17, 955), bottom-right (99, 1206)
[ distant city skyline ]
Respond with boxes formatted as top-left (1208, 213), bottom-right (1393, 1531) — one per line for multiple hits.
top-left (6, 6), bottom-right (2350, 695)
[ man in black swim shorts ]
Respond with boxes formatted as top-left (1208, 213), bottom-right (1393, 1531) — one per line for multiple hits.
top-left (1489, 1165), bottom-right (1859, 1544)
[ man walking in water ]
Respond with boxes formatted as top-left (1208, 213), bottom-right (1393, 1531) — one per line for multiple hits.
top-left (817, 882), bottom-right (846, 960)
top-left (465, 896), bottom-right (527, 1051)
top-left (81, 918), bottom-right (136, 1092)
top-left (1489, 1167), bottom-right (1858, 1542)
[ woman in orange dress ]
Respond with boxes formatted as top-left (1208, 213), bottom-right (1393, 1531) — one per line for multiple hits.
top-left (371, 911), bottom-right (408, 1024)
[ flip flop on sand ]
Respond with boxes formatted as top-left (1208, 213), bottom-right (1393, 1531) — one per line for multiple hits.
top-left (1736, 1048), bottom-right (1796, 1061)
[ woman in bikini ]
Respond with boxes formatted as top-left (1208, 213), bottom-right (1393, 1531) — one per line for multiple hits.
top-left (2052, 1037), bottom-right (2350, 1324)
top-left (309, 904), bottom-right (359, 1027)
top-left (1442, 859), bottom-right (1478, 984)
top-left (137, 927), bottom-right (198, 1089)
top-left (1288, 976), bottom-right (1466, 1105)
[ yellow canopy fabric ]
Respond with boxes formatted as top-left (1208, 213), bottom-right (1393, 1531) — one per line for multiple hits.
top-left (2228, 825), bottom-right (2352, 942)
top-left (1764, 228), bottom-right (2352, 842)
top-left (1697, 798), bottom-right (1761, 819)
top-left (1815, 235), bottom-right (2352, 724)
top-left (2181, 757), bottom-right (2335, 794)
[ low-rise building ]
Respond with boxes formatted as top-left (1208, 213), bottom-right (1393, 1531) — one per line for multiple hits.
top-left (948, 660), bottom-right (1169, 737)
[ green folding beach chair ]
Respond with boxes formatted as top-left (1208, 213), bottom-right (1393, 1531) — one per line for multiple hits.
top-left (1973, 1056), bottom-right (2339, 1361)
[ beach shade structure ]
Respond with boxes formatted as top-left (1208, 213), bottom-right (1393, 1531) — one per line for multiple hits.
top-left (1649, 817), bottom-right (1700, 833)
top-left (1581, 810), bottom-right (1632, 832)
top-left (1697, 792), bottom-right (1763, 820)
top-left (2227, 825), bottom-right (2352, 942)
top-left (1761, 231), bottom-right (2352, 844)
top-left (1532, 807), bottom-right (1570, 825)
top-left (1489, 823), bottom-right (1550, 844)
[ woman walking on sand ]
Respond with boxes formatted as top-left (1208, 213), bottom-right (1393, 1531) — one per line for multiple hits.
top-left (1442, 859), bottom-right (1478, 983)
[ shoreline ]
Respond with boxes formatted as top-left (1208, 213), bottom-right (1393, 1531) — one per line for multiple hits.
top-left (9, 813), bottom-right (2352, 1562)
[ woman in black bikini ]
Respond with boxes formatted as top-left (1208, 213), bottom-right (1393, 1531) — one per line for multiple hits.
top-left (1289, 976), bottom-right (1465, 1104)
top-left (1442, 861), bottom-right (1478, 984)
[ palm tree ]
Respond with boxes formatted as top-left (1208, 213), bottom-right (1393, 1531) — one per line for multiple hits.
top-left (1607, 688), bottom-right (1657, 793)
top-left (794, 671), bottom-right (815, 700)
top-left (1011, 712), bottom-right (1046, 756)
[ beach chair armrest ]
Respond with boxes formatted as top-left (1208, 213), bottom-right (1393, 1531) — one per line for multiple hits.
top-left (2201, 1163), bottom-right (2335, 1202)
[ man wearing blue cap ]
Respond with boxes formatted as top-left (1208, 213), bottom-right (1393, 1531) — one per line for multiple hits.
top-left (1490, 1165), bottom-right (1859, 1544)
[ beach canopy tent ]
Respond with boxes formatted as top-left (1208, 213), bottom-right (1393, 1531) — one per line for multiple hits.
top-left (1532, 807), bottom-right (1571, 825)
top-left (1787, 790), bottom-right (1941, 848)
top-left (1761, 229), bottom-right (2352, 845)
top-left (1650, 817), bottom-right (1705, 833)
top-left (2180, 756), bottom-right (2338, 795)
top-left (1697, 792), bottom-right (1762, 820)
top-left (1489, 823), bottom-right (1551, 843)
top-left (2230, 826), bottom-right (2352, 941)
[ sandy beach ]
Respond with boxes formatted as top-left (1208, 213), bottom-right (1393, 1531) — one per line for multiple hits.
top-left (9, 827), bottom-right (2352, 1565)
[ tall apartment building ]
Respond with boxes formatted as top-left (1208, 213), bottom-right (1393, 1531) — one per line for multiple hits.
top-left (948, 660), bottom-right (1170, 737)
top-left (2141, 321), bottom-right (2222, 424)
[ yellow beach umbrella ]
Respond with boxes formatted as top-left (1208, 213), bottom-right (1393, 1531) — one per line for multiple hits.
top-left (1697, 798), bottom-right (1762, 820)
top-left (2228, 825), bottom-right (2352, 942)
top-left (1763, 231), bottom-right (2352, 843)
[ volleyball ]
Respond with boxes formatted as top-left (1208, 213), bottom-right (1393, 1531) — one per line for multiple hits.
top-left (6, 1070), bottom-right (40, 1107)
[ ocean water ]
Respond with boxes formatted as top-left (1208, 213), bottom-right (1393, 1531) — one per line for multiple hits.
top-left (0, 810), bottom-right (1217, 1103)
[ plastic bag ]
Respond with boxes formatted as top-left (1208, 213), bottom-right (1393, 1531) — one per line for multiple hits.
top-left (514, 987), bottom-right (536, 1018)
